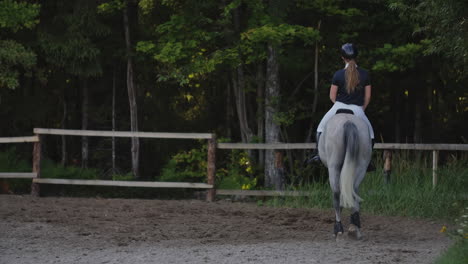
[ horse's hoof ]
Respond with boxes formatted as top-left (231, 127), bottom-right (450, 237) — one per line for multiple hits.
top-left (335, 232), bottom-right (345, 242)
top-left (348, 224), bottom-right (362, 240)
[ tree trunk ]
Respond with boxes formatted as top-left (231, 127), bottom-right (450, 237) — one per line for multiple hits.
top-left (431, 85), bottom-right (439, 142)
top-left (226, 81), bottom-right (233, 139)
top-left (305, 20), bottom-right (321, 144)
top-left (413, 95), bottom-right (422, 143)
top-left (61, 87), bottom-right (67, 167)
top-left (81, 79), bottom-right (88, 169)
top-left (232, 68), bottom-right (254, 144)
top-left (256, 62), bottom-right (265, 168)
top-left (231, 6), bottom-right (254, 145)
top-left (311, 20), bottom-right (321, 116)
top-left (112, 68), bottom-right (117, 174)
top-left (393, 79), bottom-right (401, 143)
top-left (123, 2), bottom-right (139, 178)
top-left (265, 43), bottom-right (281, 189)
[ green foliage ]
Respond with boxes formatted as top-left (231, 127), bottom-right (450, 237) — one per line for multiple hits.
top-left (41, 159), bottom-right (99, 180)
top-left (0, 147), bottom-right (31, 172)
top-left (97, 0), bottom-right (124, 14)
top-left (0, 40), bottom-right (36, 89)
top-left (295, 0), bottom-right (362, 17)
top-left (372, 42), bottom-right (426, 72)
top-left (39, 0), bottom-right (110, 78)
top-left (273, 107), bottom-right (297, 127)
top-left (0, 0), bottom-right (39, 89)
top-left (434, 241), bottom-right (468, 264)
top-left (217, 149), bottom-right (258, 190)
top-left (0, 148), bottom-right (30, 193)
top-left (241, 24), bottom-right (320, 46)
top-left (0, 0), bottom-right (40, 31)
top-left (388, 0), bottom-right (468, 69)
top-left (160, 142), bottom-right (208, 182)
top-left (159, 139), bottom-right (258, 189)
top-left (137, 1), bottom-right (320, 85)
top-left (111, 173), bottom-right (134, 181)
top-left (218, 173), bottom-right (257, 190)
top-left (137, 11), bottom-right (222, 84)
top-left (0, 149), bottom-right (96, 193)
top-left (449, 205), bottom-right (468, 242)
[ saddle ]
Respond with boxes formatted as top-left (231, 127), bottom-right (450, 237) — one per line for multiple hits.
top-left (336, 109), bottom-right (354, 115)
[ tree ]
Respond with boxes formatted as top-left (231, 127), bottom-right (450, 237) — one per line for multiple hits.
top-left (38, 0), bottom-right (109, 167)
top-left (0, 0), bottom-right (39, 90)
top-left (99, 0), bottom-right (140, 177)
top-left (137, 0), bottom-right (319, 188)
top-left (123, 1), bottom-right (140, 178)
top-left (389, 0), bottom-right (468, 70)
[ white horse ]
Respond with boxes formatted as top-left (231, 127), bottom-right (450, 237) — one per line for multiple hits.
top-left (319, 111), bottom-right (372, 239)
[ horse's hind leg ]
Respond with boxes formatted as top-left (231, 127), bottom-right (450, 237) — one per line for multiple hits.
top-left (348, 170), bottom-right (366, 240)
top-left (348, 210), bottom-right (362, 240)
top-left (329, 167), bottom-right (344, 238)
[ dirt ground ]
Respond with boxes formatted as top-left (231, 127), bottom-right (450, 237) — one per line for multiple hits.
top-left (0, 194), bottom-right (451, 264)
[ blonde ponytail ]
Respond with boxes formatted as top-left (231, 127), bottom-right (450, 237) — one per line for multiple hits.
top-left (345, 60), bottom-right (360, 93)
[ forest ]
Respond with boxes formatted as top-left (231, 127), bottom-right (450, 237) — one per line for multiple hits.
top-left (0, 0), bottom-right (467, 187)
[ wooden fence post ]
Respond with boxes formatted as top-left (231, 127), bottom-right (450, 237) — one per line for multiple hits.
top-left (275, 151), bottom-right (285, 191)
top-left (31, 135), bottom-right (42, 196)
top-left (432, 150), bottom-right (439, 188)
top-left (206, 135), bottom-right (216, 202)
top-left (383, 150), bottom-right (392, 184)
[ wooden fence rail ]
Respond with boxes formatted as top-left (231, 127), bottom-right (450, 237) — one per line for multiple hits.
top-left (217, 142), bottom-right (468, 151)
top-left (0, 136), bottom-right (39, 143)
top-left (20, 129), bottom-right (216, 199)
top-left (2, 130), bottom-right (467, 199)
top-left (33, 128), bottom-right (214, 139)
top-left (215, 142), bottom-right (468, 194)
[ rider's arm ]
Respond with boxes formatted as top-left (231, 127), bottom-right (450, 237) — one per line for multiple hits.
top-left (329, 85), bottom-right (338, 103)
top-left (363, 85), bottom-right (371, 110)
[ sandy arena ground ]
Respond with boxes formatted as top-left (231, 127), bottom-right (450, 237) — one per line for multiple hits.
top-left (0, 195), bottom-right (451, 264)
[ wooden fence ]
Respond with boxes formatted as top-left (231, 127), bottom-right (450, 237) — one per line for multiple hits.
top-left (216, 142), bottom-right (468, 192)
top-left (1, 129), bottom-right (467, 200)
top-left (0, 129), bottom-right (216, 200)
top-left (0, 136), bottom-right (39, 181)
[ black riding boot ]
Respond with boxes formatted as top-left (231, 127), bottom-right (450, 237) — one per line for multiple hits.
top-left (310, 132), bottom-right (322, 163)
top-left (367, 139), bottom-right (376, 172)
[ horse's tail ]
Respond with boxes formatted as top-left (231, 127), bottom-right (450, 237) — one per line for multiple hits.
top-left (340, 121), bottom-right (363, 208)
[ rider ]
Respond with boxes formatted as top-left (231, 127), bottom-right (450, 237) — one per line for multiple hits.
top-left (310, 43), bottom-right (375, 171)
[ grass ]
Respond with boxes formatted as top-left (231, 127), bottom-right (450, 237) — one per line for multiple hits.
top-left (268, 151), bottom-right (467, 221)
top-left (434, 241), bottom-right (468, 264)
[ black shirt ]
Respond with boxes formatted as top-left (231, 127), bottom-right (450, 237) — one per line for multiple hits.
top-left (332, 67), bottom-right (371, 106)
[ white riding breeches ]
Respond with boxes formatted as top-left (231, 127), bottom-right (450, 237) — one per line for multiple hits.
top-left (317, 101), bottom-right (374, 139)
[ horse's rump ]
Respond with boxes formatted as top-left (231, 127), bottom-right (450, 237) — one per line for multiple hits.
top-left (320, 114), bottom-right (371, 208)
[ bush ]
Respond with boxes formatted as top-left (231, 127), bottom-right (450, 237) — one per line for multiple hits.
top-left (216, 149), bottom-right (258, 189)
top-left (41, 158), bottom-right (99, 180)
top-left (159, 142), bottom-right (207, 182)
top-left (0, 147), bottom-right (31, 172)
top-left (159, 139), bottom-right (259, 190)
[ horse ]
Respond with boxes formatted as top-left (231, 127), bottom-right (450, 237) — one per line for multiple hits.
top-left (318, 111), bottom-right (372, 240)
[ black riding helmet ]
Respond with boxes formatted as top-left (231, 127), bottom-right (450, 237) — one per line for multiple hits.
top-left (341, 43), bottom-right (358, 59)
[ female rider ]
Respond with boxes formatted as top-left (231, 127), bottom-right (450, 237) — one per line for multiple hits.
top-left (310, 43), bottom-right (375, 170)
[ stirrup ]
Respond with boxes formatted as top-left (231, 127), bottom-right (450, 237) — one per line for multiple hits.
top-left (304, 153), bottom-right (321, 165)
top-left (310, 155), bottom-right (321, 163)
